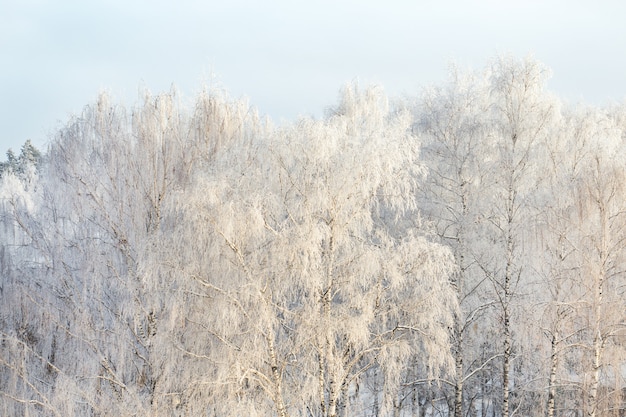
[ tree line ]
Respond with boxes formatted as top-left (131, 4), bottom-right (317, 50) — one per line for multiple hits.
top-left (1, 56), bottom-right (624, 417)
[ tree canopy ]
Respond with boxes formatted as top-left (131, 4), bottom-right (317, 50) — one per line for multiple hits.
top-left (1, 57), bottom-right (625, 417)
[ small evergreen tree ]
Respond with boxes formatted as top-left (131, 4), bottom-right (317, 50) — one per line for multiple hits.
top-left (0, 149), bottom-right (18, 176)
top-left (18, 140), bottom-right (42, 171)
top-left (0, 140), bottom-right (42, 178)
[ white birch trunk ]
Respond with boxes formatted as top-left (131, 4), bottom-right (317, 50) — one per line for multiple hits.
top-left (546, 330), bottom-right (558, 417)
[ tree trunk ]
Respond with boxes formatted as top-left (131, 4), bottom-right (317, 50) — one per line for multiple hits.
top-left (546, 330), bottom-right (558, 417)
top-left (502, 185), bottom-right (514, 417)
top-left (268, 335), bottom-right (288, 417)
top-left (502, 309), bottom-right (511, 417)
top-left (454, 322), bottom-right (464, 417)
top-left (319, 351), bottom-right (326, 417)
top-left (587, 200), bottom-right (607, 417)
top-left (586, 329), bottom-right (602, 417)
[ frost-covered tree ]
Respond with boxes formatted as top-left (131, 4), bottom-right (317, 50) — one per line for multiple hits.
top-left (152, 84), bottom-right (458, 417)
top-left (0, 92), bottom-right (172, 415)
top-left (416, 57), bottom-right (563, 417)
top-left (516, 103), bottom-right (626, 417)
top-left (0, 87), bottom-right (256, 416)
top-left (417, 67), bottom-right (496, 417)
top-left (476, 56), bottom-right (558, 417)
top-left (18, 139), bottom-right (41, 165)
top-left (0, 148), bottom-right (18, 176)
top-left (566, 109), bottom-right (626, 417)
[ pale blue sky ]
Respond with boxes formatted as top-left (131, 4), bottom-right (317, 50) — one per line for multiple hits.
top-left (2, 0), bottom-right (626, 155)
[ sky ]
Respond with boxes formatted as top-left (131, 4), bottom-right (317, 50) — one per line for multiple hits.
top-left (2, 0), bottom-right (626, 155)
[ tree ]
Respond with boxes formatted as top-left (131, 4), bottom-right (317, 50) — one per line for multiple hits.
top-left (152, 84), bottom-right (458, 416)
top-left (567, 109), bottom-right (626, 417)
top-left (0, 87), bottom-right (256, 416)
top-left (0, 149), bottom-right (18, 177)
top-left (524, 104), bottom-right (626, 417)
top-left (477, 56), bottom-right (558, 417)
top-left (18, 139), bottom-right (42, 172)
top-left (416, 66), bottom-right (495, 417)
top-left (530, 105), bottom-right (589, 417)
top-left (417, 57), bottom-right (561, 417)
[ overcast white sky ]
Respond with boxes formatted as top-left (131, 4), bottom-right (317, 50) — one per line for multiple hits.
top-left (2, 0), bottom-right (626, 154)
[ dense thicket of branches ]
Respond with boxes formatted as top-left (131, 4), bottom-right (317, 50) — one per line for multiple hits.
top-left (1, 56), bottom-right (625, 416)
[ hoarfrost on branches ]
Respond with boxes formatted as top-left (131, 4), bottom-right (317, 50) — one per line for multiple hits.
top-left (1, 57), bottom-right (624, 417)
top-left (154, 83), bottom-right (457, 417)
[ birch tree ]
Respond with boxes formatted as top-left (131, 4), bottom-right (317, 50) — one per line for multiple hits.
top-left (568, 109), bottom-right (626, 417)
top-left (153, 84), bottom-right (458, 416)
top-left (0, 87), bottom-right (252, 415)
top-left (417, 67), bottom-right (495, 417)
top-left (478, 56), bottom-right (558, 417)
